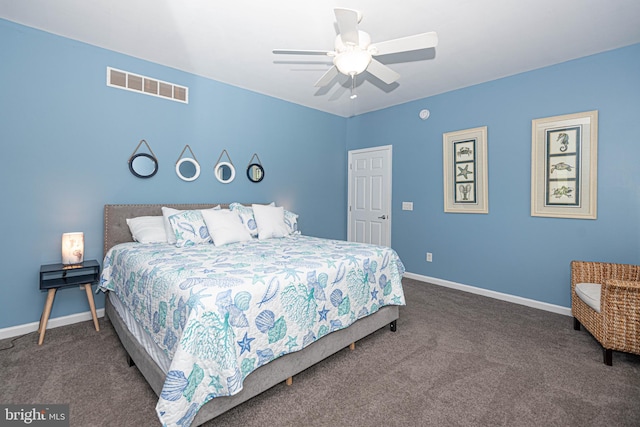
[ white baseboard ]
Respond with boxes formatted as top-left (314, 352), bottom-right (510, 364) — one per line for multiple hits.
top-left (0, 308), bottom-right (105, 341)
top-left (403, 272), bottom-right (572, 316)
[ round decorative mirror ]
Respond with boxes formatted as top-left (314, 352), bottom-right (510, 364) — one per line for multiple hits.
top-left (176, 158), bottom-right (200, 182)
top-left (129, 140), bottom-right (159, 179)
top-left (129, 153), bottom-right (158, 178)
top-left (247, 163), bottom-right (264, 183)
top-left (214, 161), bottom-right (236, 184)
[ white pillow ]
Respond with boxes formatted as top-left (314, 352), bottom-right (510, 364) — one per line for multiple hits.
top-left (201, 209), bottom-right (252, 246)
top-left (252, 204), bottom-right (289, 240)
top-left (162, 206), bottom-right (220, 244)
top-left (126, 216), bottom-right (167, 243)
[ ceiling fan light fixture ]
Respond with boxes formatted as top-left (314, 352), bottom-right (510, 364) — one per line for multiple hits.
top-left (273, 8), bottom-right (438, 97)
top-left (334, 50), bottom-right (372, 76)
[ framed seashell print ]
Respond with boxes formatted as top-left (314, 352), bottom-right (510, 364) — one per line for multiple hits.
top-left (443, 126), bottom-right (489, 214)
top-left (531, 110), bottom-right (598, 219)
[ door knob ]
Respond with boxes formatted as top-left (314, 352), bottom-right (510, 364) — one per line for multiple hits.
top-left (378, 215), bottom-right (387, 219)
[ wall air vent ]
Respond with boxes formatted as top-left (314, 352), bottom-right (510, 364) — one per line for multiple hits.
top-left (107, 67), bottom-right (188, 104)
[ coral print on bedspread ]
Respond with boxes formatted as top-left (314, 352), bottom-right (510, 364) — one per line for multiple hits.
top-left (99, 235), bottom-right (405, 427)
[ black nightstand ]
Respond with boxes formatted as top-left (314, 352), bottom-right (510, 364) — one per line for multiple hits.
top-left (38, 260), bottom-right (101, 345)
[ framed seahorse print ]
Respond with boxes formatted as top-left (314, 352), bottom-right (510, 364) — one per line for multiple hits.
top-left (531, 110), bottom-right (598, 219)
top-left (443, 126), bottom-right (488, 214)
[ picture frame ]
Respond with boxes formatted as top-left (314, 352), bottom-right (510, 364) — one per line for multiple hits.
top-left (531, 110), bottom-right (598, 219)
top-left (443, 126), bottom-right (488, 214)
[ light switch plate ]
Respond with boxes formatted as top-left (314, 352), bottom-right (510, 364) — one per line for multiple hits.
top-left (402, 202), bottom-right (413, 211)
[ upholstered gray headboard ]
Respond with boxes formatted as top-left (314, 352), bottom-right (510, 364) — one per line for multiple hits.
top-left (103, 203), bottom-right (231, 257)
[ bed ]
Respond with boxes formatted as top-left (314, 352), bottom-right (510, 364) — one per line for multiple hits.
top-left (100, 203), bottom-right (406, 426)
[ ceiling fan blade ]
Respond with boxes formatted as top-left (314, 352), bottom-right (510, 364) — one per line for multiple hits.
top-left (334, 8), bottom-right (359, 45)
top-left (370, 32), bottom-right (438, 56)
top-left (314, 66), bottom-right (339, 87)
top-left (366, 59), bottom-right (400, 84)
top-left (273, 49), bottom-right (332, 56)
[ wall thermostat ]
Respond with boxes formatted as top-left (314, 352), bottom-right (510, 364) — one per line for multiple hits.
top-left (419, 109), bottom-right (430, 120)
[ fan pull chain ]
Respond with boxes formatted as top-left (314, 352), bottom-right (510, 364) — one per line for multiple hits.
top-left (350, 75), bottom-right (357, 99)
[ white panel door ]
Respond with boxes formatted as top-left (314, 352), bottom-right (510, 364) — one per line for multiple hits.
top-left (348, 145), bottom-right (392, 246)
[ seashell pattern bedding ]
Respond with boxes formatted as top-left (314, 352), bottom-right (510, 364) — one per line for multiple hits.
top-left (99, 234), bottom-right (406, 427)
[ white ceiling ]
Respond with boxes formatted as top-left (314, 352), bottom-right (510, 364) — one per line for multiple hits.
top-left (2, 0), bottom-right (639, 117)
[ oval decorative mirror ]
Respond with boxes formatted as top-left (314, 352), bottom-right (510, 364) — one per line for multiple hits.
top-left (215, 161), bottom-right (235, 184)
top-left (246, 153), bottom-right (264, 183)
top-left (247, 163), bottom-right (264, 183)
top-left (129, 153), bottom-right (158, 178)
top-left (214, 149), bottom-right (236, 184)
top-left (128, 139), bottom-right (158, 179)
top-left (175, 145), bottom-right (200, 182)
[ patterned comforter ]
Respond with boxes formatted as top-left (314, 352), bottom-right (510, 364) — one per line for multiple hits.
top-left (99, 235), bottom-right (406, 427)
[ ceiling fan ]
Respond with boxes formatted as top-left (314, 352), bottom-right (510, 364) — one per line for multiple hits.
top-left (273, 8), bottom-right (438, 98)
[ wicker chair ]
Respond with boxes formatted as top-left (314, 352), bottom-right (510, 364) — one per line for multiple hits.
top-left (571, 260), bottom-right (640, 365)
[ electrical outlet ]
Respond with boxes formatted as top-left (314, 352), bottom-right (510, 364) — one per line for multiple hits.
top-left (426, 252), bottom-right (433, 262)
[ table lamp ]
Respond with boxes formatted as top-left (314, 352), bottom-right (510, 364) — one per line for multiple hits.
top-left (61, 232), bottom-right (84, 265)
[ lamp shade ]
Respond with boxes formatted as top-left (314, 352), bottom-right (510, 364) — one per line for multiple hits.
top-left (61, 232), bottom-right (84, 265)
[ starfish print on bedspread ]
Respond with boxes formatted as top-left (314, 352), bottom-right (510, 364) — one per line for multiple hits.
top-left (318, 306), bottom-right (329, 321)
top-left (237, 332), bottom-right (255, 355)
top-left (280, 266), bottom-right (303, 280)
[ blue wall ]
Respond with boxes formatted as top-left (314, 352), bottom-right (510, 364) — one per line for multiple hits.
top-left (347, 43), bottom-right (640, 307)
top-left (0, 19), bottom-right (347, 329)
top-left (1, 17), bottom-right (638, 330)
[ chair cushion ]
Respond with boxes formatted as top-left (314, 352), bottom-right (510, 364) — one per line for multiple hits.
top-left (575, 282), bottom-right (602, 313)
